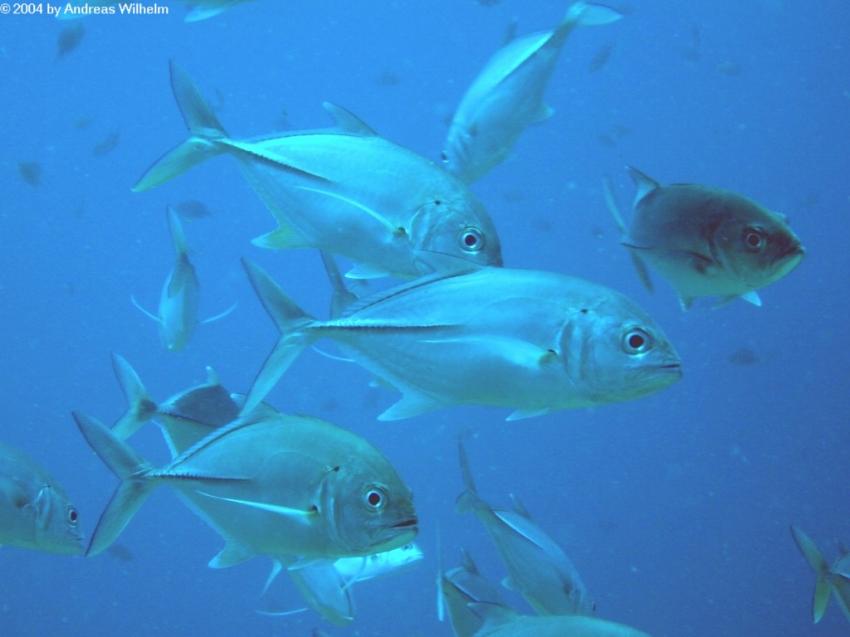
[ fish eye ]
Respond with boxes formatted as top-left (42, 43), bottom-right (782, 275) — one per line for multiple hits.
top-left (440, 151), bottom-right (448, 162)
top-left (743, 227), bottom-right (766, 252)
top-left (622, 328), bottom-right (652, 355)
top-left (364, 487), bottom-right (387, 511)
top-left (67, 506), bottom-right (79, 525)
top-left (460, 227), bottom-right (484, 253)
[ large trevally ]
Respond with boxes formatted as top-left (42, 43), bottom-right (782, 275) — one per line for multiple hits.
top-left (73, 411), bottom-right (417, 567)
top-left (604, 167), bottom-right (804, 309)
top-left (790, 525), bottom-right (850, 624)
top-left (443, 1), bottom-right (623, 182)
top-left (0, 443), bottom-right (84, 555)
top-left (134, 62), bottom-right (502, 280)
top-left (439, 549), bottom-right (505, 637)
top-left (131, 207), bottom-right (235, 351)
top-left (56, 0), bottom-right (257, 22)
top-left (467, 603), bottom-right (651, 637)
top-left (240, 259), bottom-right (681, 421)
top-left (457, 440), bottom-right (592, 615)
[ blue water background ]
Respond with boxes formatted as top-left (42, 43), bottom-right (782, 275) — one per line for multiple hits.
top-left (1, 1), bottom-right (848, 635)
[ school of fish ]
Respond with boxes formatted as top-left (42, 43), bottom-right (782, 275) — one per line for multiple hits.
top-left (3, 2), bottom-right (820, 636)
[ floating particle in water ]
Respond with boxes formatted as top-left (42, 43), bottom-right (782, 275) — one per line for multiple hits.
top-left (56, 24), bottom-right (85, 59)
top-left (18, 161), bottom-right (42, 187)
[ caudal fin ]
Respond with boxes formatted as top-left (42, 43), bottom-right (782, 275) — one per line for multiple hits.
top-left (132, 61), bottom-right (227, 192)
top-left (241, 258), bottom-right (316, 415)
top-left (602, 176), bottom-right (654, 293)
top-left (551, 2), bottom-right (624, 49)
top-left (110, 354), bottom-right (159, 440)
top-left (790, 525), bottom-right (832, 623)
top-left (455, 438), bottom-right (483, 514)
top-left (73, 411), bottom-right (156, 557)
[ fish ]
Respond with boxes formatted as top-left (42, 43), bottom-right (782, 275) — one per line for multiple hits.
top-left (131, 207), bottom-right (236, 351)
top-left (0, 443), bottom-right (84, 555)
top-left (457, 439), bottom-right (593, 615)
top-left (259, 543), bottom-right (424, 625)
top-left (603, 166), bottom-right (805, 309)
top-left (727, 347), bottom-right (759, 366)
top-left (92, 130), bottom-right (120, 157)
top-left (132, 62), bottom-right (502, 280)
top-left (588, 42), bottom-right (614, 72)
top-left (109, 353), bottom-right (243, 452)
top-left (439, 549), bottom-right (505, 637)
top-left (790, 525), bottom-right (850, 624)
top-left (56, 24), bottom-right (85, 59)
top-left (467, 602), bottom-right (652, 636)
top-left (173, 199), bottom-right (213, 220)
top-left (442, 1), bottom-right (624, 182)
top-left (73, 411), bottom-right (418, 567)
top-left (18, 161), bottom-right (42, 187)
top-left (240, 258), bottom-right (681, 421)
top-left (106, 543), bottom-right (135, 562)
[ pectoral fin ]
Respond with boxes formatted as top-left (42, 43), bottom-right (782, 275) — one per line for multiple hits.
top-left (739, 290), bottom-right (762, 307)
top-left (345, 263), bottom-right (393, 280)
top-left (252, 222), bottom-right (311, 250)
top-left (202, 303), bottom-right (238, 324)
top-left (131, 295), bottom-right (161, 323)
top-left (209, 541), bottom-right (255, 569)
top-left (531, 104), bottom-right (555, 124)
top-left (506, 408), bottom-right (551, 421)
top-left (196, 491), bottom-right (318, 522)
top-left (378, 391), bottom-right (444, 421)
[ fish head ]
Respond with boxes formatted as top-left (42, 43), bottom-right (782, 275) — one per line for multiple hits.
top-left (558, 296), bottom-right (682, 403)
top-left (321, 462), bottom-right (417, 556)
top-left (409, 195), bottom-right (502, 273)
top-left (32, 483), bottom-right (84, 555)
top-left (710, 199), bottom-right (804, 290)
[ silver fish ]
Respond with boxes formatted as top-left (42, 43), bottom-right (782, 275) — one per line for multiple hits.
top-left (604, 167), bottom-right (805, 309)
top-left (468, 603), bottom-right (651, 637)
top-left (133, 62), bottom-right (501, 280)
top-left (443, 1), bottom-right (623, 182)
top-left (131, 207), bottom-right (235, 351)
top-left (439, 549), bottom-right (505, 637)
top-left (74, 411), bottom-right (418, 566)
top-left (259, 543), bottom-right (424, 625)
top-left (240, 259), bottom-right (681, 421)
top-left (791, 526), bottom-right (850, 624)
top-left (0, 443), bottom-right (83, 555)
top-left (457, 440), bottom-right (592, 615)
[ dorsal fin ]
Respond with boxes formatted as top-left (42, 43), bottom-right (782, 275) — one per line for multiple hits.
top-left (626, 165), bottom-right (661, 206)
top-left (322, 102), bottom-right (377, 136)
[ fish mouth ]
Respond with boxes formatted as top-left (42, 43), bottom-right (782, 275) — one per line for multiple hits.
top-left (392, 517), bottom-right (419, 529)
top-left (653, 363), bottom-right (683, 375)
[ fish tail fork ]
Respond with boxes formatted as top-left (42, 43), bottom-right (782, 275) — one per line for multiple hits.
top-left (240, 258), bottom-right (317, 415)
top-left (110, 353), bottom-right (158, 440)
top-left (132, 61), bottom-right (227, 192)
top-left (73, 412), bottom-right (155, 557)
top-left (790, 525), bottom-right (833, 623)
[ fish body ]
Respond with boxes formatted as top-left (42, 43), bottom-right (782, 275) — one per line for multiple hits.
top-left (440, 549), bottom-right (505, 637)
top-left (470, 604), bottom-right (651, 637)
top-left (75, 412), bottom-right (417, 564)
top-left (790, 526), bottom-right (850, 624)
top-left (132, 208), bottom-right (235, 351)
top-left (0, 443), bottom-right (83, 555)
top-left (134, 62), bottom-right (501, 279)
top-left (606, 167), bottom-right (804, 309)
top-left (457, 441), bottom-right (591, 615)
top-left (443, 2), bottom-right (623, 182)
top-left (242, 260), bottom-right (681, 421)
top-left (334, 541), bottom-right (423, 582)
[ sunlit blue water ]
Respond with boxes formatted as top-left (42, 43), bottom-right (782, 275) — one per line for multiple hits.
top-left (1, 1), bottom-right (848, 635)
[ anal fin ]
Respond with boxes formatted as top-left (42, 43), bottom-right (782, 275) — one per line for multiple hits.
top-left (378, 392), bottom-right (443, 421)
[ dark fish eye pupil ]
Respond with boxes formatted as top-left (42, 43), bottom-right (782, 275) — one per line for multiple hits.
top-left (628, 333), bottom-right (645, 349)
top-left (368, 491), bottom-right (382, 507)
top-left (69, 509), bottom-right (78, 523)
top-left (464, 233), bottom-right (478, 246)
top-left (746, 231), bottom-right (763, 248)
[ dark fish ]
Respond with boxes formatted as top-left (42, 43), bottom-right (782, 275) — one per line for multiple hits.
top-left (678, 24), bottom-right (701, 62)
top-left (727, 348), bottom-right (758, 366)
top-left (56, 24), bottom-right (85, 59)
top-left (588, 42), bottom-right (614, 72)
top-left (476, 0), bottom-right (500, 6)
top-left (18, 161), bottom-right (42, 187)
top-left (107, 543), bottom-right (135, 562)
top-left (73, 116), bottom-right (93, 130)
top-left (173, 199), bottom-right (213, 220)
top-left (717, 61), bottom-right (743, 76)
top-left (376, 70), bottom-right (401, 87)
top-left (92, 131), bottom-right (120, 157)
